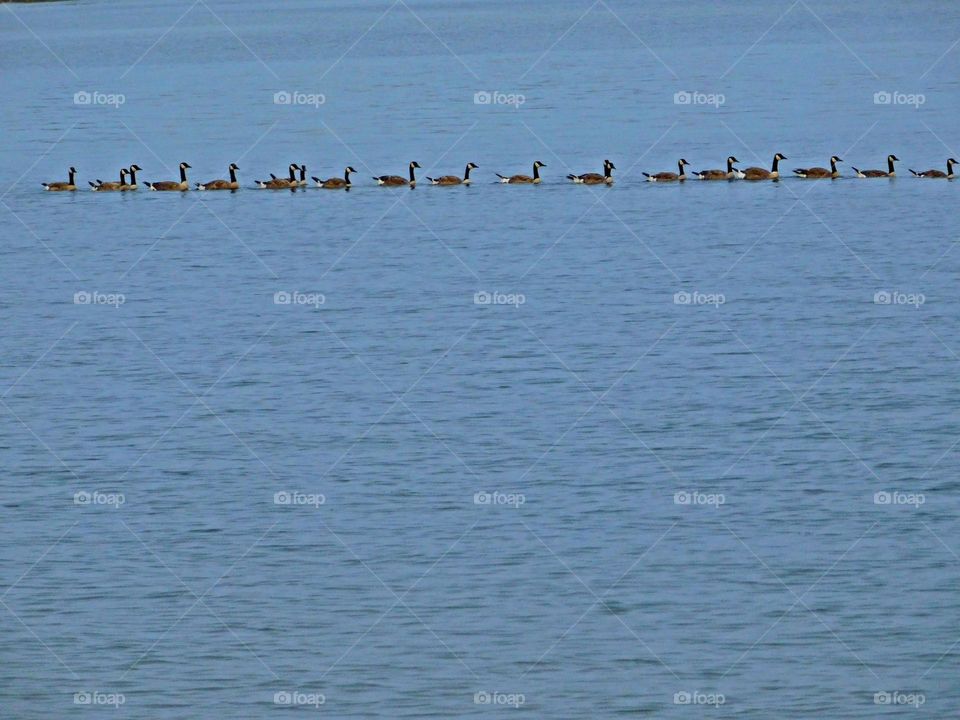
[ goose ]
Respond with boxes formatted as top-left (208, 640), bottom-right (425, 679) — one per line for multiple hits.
top-left (122, 164), bottom-right (142, 190)
top-left (427, 162), bottom-right (479, 186)
top-left (196, 163), bottom-right (240, 190)
top-left (374, 161), bottom-right (421, 187)
top-left (567, 159), bottom-right (615, 185)
top-left (42, 167), bottom-right (77, 191)
top-left (741, 153), bottom-right (787, 180)
top-left (793, 155), bottom-right (842, 178)
top-left (643, 159), bottom-right (689, 182)
top-left (312, 166), bottom-right (356, 189)
top-left (256, 163), bottom-right (299, 189)
top-left (90, 168), bottom-right (127, 191)
top-left (851, 155), bottom-right (898, 178)
top-left (145, 162), bottom-right (191, 191)
top-left (909, 159), bottom-right (957, 178)
top-left (693, 156), bottom-right (741, 180)
top-left (297, 164), bottom-right (308, 187)
top-left (496, 160), bottom-right (546, 184)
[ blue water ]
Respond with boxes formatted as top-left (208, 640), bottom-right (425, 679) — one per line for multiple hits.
top-left (2, 0), bottom-right (959, 717)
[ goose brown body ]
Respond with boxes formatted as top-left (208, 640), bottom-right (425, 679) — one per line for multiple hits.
top-left (375, 162), bottom-right (421, 187)
top-left (196, 163), bottom-right (239, 190)
top-left (43, 167), bottom-right (78, 191)
top-left (644, 159), bottom-right (689, 182)
top-left (852, 155), bottom-right (898, 178)
top-left (256, 164), bottom-right (299, 189)
top-left (146, 162), bottom-right (191, 191)
top-left (427, 162), bottom-right (478, 185)
top-left (312, 166), bottom-right (356, 189)
top-left (742, 153), bottom-right (787, 180)
top-left (497, 161), bottom-right (546, 184)
top-left (694, 156), bottom-right (740, 180)
top-left (568, 159), bottom-right (615, 184)
top-left (793, 155), bottom-right (842, 178)
top-left (91, 168), bottom-right (128, 191)
top-left (909, 159), bottom-right (957, 178)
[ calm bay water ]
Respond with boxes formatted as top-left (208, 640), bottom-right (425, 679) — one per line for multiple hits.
top-left (1, 0), bottom-right (959, 716)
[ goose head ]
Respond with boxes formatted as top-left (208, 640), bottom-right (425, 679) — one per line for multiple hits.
top-left (129, 164), bottom-right (142, 172)
top-left (345, 166), bottom-right (357, 175)
top-left (888, 155), bottom-right (899, 162)
top-left (727, 156), bottom-right (740, 164)
top-left (466, 162), bottom-right (479, 170)
top-left (229, 163), bottom-right (239, 171)
top-left (679, 159), bottom-right (690, 166)
top-left (774, 153), bottom-right (787, 161)
top-left (410, 161), bottom-right (422, 169)
top-left (831, 155), bottom-right (843, 163)
top-left (179, 162), bottom-right (191, 170)
top-left (604, 159), bottom-right (616, 169)
top-left (534, 161), bottom-right (546, 168)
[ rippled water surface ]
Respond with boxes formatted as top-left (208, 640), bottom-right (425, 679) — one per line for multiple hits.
top-left (2, 0), bottom-right (959, 717)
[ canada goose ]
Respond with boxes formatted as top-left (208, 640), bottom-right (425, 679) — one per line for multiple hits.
top-left (741, 153), bottom-right (787, 180)
top-left (693, 156), bottom-right (741, 180)
top-left (195, 163), bottom-right (239, 190)
top-left (567, 159), bottom-right (615, 185)
top-left (851, 155), bottom-right (898, 178)
top-left (793, 155), bottom-right (842, 179)
top-left (312, 166), bottom-right (356, 189)
top-left (256, 163), bottom-right (299, 189)
top-left (42, 167), bottom-right (77, 191)
top-left (90, 168), bottom-right (128, 191)
top-left (122, 164), bottom-right (142, 191)
top-left (374, 161), bottom-right (421, 187)
top-left (427, 162), bottom-right (479, 186)
top-left (496, 160), bottom-right (546, 184)
top-left (145, 162), bottom-right (191, 191)
top-left (297, 164), bottom-right (308, 187)
top-left (909, 159), bottom-right (957, 179)
top-left (643, 159), bottom-right (689, 182)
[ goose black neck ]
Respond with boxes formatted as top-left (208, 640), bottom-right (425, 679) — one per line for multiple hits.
top-left (533, 164), bottom-right (540, 180)
top-left (677, 161), bottom-right (685, 177)
top-left (830, 158), bottom-right (837, 173)
top-left (68, 169), bottom-right (76, 183)
top-left (604, 164), bottom-right (611, 179)
top-left (948, 160), bottom-right (956, 175)
top-left (288, 166), bottom-right (297, 182)
top-left (120, 170), bottom-right (127, 186)
top-left (727, 158), bottom-right (734, 173)
top-left (179, 166), bottom-right (187, 183)
top-left (464, 164), bottom-right (472, 180)
top-left (888, 157), bottom-right (895, 174)
top-left (409, 165), bottom-right (416, 182)
top-left (299, 166), bottom-right (306, 181)
top-left (344, 168), bottom-right (351, 182)
top-left (771, 156), bottom-right (780, 172)
top-left (229, 166), bottom-right (237, 183)
top-left (128, 167), bottom-right (137, 184)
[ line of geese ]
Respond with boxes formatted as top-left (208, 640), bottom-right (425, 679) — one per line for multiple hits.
top-left (41, 155), bottom-right (958, 191)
